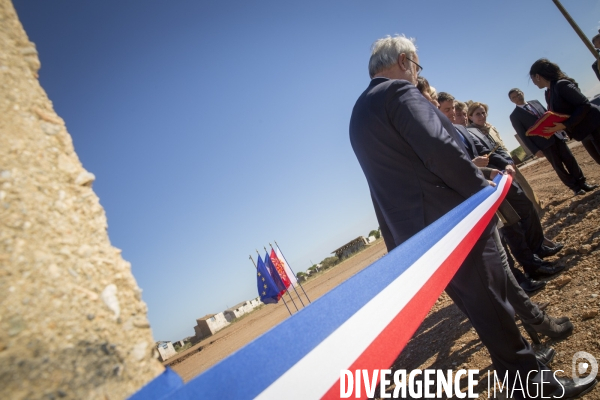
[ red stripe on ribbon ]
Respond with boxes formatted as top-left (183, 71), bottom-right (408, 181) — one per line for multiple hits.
top-left (322, 176), bottom-right (511, 399)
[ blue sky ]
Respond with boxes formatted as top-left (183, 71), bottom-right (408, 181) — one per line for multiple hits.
top-left (13, 0), bottom-right (600, 342)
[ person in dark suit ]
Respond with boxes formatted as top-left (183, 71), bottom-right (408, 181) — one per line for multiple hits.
top-left (530, 58), bottom-right (600, 168)
top-left (434, 94), bottom-right (572, 344)
top-left (466, 102), bottom-right (544, 216)
top-left (439, 93), bottom-right (563, 287)
top-left (349, 35), bottom-right (596, 398)
top-left (508, 88), bottom-right (594, 196)
top-left (466, 115), bottom-right (566, 279)
top-left (592, 32), bottom-right (600, 82)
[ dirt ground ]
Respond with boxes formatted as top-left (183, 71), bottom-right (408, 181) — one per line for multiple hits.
top-left (170, 143), bottom-right (600, 398)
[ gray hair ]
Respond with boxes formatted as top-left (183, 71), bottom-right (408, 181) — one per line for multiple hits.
top-left (368, 35), bottom-right (417, 78)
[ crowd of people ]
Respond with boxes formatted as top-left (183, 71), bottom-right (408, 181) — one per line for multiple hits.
top-left (350, 34), bottom-right (599, 398)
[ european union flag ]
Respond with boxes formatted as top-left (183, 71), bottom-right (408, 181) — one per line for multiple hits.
top-left (256, 255), bottom-right (281, 304)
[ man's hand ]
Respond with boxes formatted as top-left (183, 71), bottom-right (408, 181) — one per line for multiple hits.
top-left (489, 169), bottom-right (501, 180)
top-left (505, 164), bottom-right (516, 177)
top-left (535, 150), bottom-right (545, 158)
top-left (472, 156), bottom-right (489, 167)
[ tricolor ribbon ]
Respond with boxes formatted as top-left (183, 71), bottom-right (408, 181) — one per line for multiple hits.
top-left (131, 174), bottom-right (512, 400)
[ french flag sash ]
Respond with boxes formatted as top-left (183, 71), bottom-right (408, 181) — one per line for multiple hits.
top-left (132, 174), bottom-right (512, 400)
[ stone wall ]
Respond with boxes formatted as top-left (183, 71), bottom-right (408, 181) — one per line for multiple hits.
top-left (0, 1), bottom-right (163, 398)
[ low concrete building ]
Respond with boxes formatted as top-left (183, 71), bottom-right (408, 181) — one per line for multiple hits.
top-left (156, 341), bottom-right (177, 362)
top-left (306, 264), bottom-right (322, 276)
top-left (332, 236), bottom-right (369, 260)
top-left (193, 312), bottom-right (230, 341)
top-left (224, 298), bottom-right (261, 322)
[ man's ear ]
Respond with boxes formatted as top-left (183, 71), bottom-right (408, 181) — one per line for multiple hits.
top-left (397, 53), bottom-right (408, 72)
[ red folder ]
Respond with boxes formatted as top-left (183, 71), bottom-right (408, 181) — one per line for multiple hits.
top-left (525, 111), bottom-right (570, 138)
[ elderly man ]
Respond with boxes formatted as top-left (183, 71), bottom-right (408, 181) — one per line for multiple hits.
top-left (349, 35), bottom-right (596, 398)
top-left (508, 88), bottom-right (595, 195)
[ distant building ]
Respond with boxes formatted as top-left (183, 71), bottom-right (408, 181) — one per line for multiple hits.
top-left (306, 264), bottom-right (321, 276)
top-left (193, 312), bottom-right (229, 341)
top-left (224, 298), bottom-right (261, 322)
top-left (156, 341), bottom-right (177, 362)
top-left (332, 236), bottom-right (369, 260)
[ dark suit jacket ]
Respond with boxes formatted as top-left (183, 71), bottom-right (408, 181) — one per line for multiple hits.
top-left (350, 78), bottom-right (488, 249)
top-left (454, 124), bottom-right (520, 225)
top-left (546, 79), bottom-right (600, 141)
top-left (509, 100), bottom-right (557, 154)
top-left (465, 127), bottom-right (512, 170)
top-left (453, 124), bottom-right (478, 159)
top-left (593, 50), bottom-right (600, 82)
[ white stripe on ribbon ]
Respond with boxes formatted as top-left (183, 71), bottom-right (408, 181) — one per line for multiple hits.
top-left (256, 176), bottom-right (509, 399)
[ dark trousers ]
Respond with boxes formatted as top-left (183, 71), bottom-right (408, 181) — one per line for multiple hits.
top-left (444, 223), bottom-right (538, 390)
top-left (582, 130), bottom-right (600, 165)
top-left (542, 139), bottom-right (585, 190)
top-left (496, 231), bottom-right (543, 325)
top-left (498, 182), bottom-right (544, 274)
top-left (501, 235), bottom-right (527, 283)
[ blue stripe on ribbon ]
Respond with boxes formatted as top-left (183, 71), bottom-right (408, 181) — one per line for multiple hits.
top-left (138, 178), bottom-right (502, 400)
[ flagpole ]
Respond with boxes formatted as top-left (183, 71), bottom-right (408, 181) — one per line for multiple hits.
top-left (275, 240), bottom-right (312, 303)
top-left (270, 243), bottom-right (305, 307)
top-left (265, 246), bottom-right (299, 312)
top-left (551, 0), bottom-right (600, 74)
top-left (251, 254), bottom-right (291, 316)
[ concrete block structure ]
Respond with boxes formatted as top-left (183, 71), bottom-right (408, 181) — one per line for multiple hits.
top-left (156, 341), bottom-right (177, 362)
top-left (193, 312), bottom-right (229, 341)
top-left (223, 298), bottom-right (261, 322)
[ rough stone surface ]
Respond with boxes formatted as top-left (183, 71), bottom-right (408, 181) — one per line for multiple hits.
top-left (552, 274), bottom-right (572, 289)
top-left (582, 309), bottom-right (598, 320)
top-left (0, 1), bottom-right (163, 398)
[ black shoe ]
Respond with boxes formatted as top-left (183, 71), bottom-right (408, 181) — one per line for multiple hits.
top-left (520, 278), bottom-right (546, 293)
top-left (580, 182), bottom-right (599, 192)
top-left (534, 345), bottom-right (555, 366)
top-left (573, 189), bottom-right (586, 196)
top-left (550, 315), bottom-right (570, 325)
top-left (537, 243), bottom-right (564, 259)
top-left (550, 377), bottom-right (597, 399)
top-left (527, 312), bottom-right (574, 340)
top-left (528, 263), bottom-right (565, 280)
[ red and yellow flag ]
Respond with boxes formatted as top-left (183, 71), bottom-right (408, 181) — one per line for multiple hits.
top-left (270, 249), bottom-right (291, 289)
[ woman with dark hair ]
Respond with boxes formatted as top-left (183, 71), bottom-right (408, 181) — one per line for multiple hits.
top-left (529, 58), bottom-right (600, 166)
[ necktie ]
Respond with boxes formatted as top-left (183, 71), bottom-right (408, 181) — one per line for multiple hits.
top-left (455, 128), bottom-right (474, 158)
top-left (524, 103), bottom-right (539, 117)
